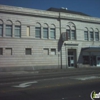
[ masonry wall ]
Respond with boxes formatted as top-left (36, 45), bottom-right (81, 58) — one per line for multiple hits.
top-left (0, 5), bottom-right (100, 71)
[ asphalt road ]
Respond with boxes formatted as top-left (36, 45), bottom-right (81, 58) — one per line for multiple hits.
top-left (0, 74), bottom-right (100, 100)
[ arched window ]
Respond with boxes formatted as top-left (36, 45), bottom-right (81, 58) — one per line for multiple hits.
top-left (35, 22), bottom-right (41, 38)
top-left (14, 21), bottom-right (21, 37)
top-left (43, 23), bottom-right (48, 39)
top-left (90, 28), bottom-right (94, 41)
top-left (0, 20), bottom-right (3, 37)
top-left (71, 26), bottom-right (76, 40)
top-left (50, 24), bottom-right (56, 39)
top-left (67, 22), bottom-right (76, 40)
top-left (95, 28), bottom-right (99, 41)
top-left (66, 25), bottom-right (70, 40)
top-left (84, 27), bottom-right (88, 41)
top-left (6, 20), bottom-right (12, 37)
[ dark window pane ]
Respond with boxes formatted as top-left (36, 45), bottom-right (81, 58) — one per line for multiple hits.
top-left (50, 28), bottom-right (55, 39)
top-left (15, 26), bottom-right (21, 37)
top-left (43, 28), bottom-right (48, 39)
top-left (0, 24), bottom-right (3, 36)
top-left (71, 30), bottom-right (76, 40)
top-left (95, 32), bottom-right (99, 41)
top-left (83, 56), bottom-right (89, 64)
top-left (84, 31), bottom-right (88, 40)
top-left (25, 48), bottom-right (31, 55)
top-left (90, 31), bottom-right (94, 41)
top-left (66, 29), bottom-right (70, 39)
top-left (6, 25), bottom-right (12, 37)
top-left (0, 48), bottom-right (3, 55)
top-left (35, 27), bottom-right (41, 38)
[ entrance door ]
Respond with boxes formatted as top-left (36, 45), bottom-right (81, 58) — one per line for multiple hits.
top-left (68, 56), bottom-right (74, 67)
top-left (68, 51), bottom-right (76, 67)
top-left (96, 56), bottom-right (100, 67)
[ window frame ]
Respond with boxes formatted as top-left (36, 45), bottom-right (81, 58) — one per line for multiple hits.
top-left (5, 48), bottom-right (12, 55)
top-left (43, 28), bottom-right (48, 39)
top-left (50, 28), bottom-right (55, 39)
top-left (43, 48), bottom-right (49, 55)
top-left (6, 25), bottom-right (12, 37)
top-left (95, 32), bottom-right (99, 41)
top-left (50, 48), bottom-right (56, 55)
top-left (71, 30), bottom-right (76, 40)
top-left (35, 27), bottom-right (41, 38)
top-left (90, 31), bottom-right (94, 41)
top-left (0, 48), bottom-right (3, 55)
top-left (14, 25), bottom-right (21, 37)
top-left (25, 48), bottom-right (32, 55)
top-left (84, 31), bottom-right (88, 41)
top-left (0, 24), bottom-right (3, 37)
top-left (66, 29), bottom-right (70, 40)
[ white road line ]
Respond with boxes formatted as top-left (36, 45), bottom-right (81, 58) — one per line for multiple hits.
top-left (73, 76), bottom-right (100, 81)
top-left (12, 81), bottom-right (38, 88)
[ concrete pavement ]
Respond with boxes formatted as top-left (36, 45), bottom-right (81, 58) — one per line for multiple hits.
top-left (0, 67), bottom-right (100, 77)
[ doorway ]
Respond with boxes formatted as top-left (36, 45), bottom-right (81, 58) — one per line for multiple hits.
top-left (96, 56), bottom-right (100, 67)
top-left (68, 49), bottom-right (76, 67)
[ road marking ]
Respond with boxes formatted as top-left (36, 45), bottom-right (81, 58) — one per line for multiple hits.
top-left (12, 81), bottom-right (38, 88)
top-left (73, 76), bottom-right (100, 81)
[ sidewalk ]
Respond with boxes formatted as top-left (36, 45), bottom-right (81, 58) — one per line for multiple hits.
top-left (0, 67), bottom-right (100, 77)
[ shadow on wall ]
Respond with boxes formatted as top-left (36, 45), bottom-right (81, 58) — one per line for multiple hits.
top-left (58, 32), bottom-right (68, 51)
top-left (58, 33), bottom-right (63, 52)
top-left (77, 49), bottom-right (83, 67)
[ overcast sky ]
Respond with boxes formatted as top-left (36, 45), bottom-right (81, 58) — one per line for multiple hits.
top-left (0, 0), bottom-right (100, 18)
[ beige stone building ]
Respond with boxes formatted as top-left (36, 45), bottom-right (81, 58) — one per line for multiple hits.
top-left (0, 5), bottom-right (100, 71)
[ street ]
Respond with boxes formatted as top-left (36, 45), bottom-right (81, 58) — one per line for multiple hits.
top-left (0, 73), bottom-right (100, 100)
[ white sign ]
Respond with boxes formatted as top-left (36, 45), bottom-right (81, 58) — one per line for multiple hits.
top-left (13, 81), bottom-right (38, 88)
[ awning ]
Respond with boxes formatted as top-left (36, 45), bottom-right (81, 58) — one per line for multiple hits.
top-left (82, 46), bottom-right (100, 51)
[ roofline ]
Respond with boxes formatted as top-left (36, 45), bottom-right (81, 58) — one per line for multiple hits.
top-left (0, 5), bottom-right (100, 23)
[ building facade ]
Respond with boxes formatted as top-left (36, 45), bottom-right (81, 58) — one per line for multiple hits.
top-left (0, 5), bottom-right (100, 71)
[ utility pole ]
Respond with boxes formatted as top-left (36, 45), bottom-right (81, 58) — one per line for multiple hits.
top-left (59, 12), bottom-right (62, 69)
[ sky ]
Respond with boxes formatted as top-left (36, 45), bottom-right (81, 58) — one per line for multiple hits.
top-left (0, 0), bottom-right (100, 18)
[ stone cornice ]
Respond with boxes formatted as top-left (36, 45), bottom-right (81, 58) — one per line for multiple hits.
top-left (61, 13), bottom-right (100, 23)
top-left (0, 5), bottom-right (100, 23)
top-left (0, 5), bottom-right (59, 18)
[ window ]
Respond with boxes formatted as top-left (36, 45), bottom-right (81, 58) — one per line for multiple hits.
top-left (43, 48), bottom-right (49, 55)
top-left (68, 52), bottom-right (73, 55)
top-left (95, 32), bottom-right (99, 41)
top-left (50, 28), bottom-right (55, 39)
top-left (51, 49), bottom-right (56, 55)
top-left (5, 48), bottom-right (12, 55)
top-left (71, 30), bottom-right (76, 40)
top-left (0, 24), bottom-right (3, 37)
top-left (90, 31), bottom-right (94, 41)
top-left (27, 26), bottom-right (30, 36)
top-left (35, 27), bottom-right (41, 38)
top-left (43, 28), bottom-right (48, 39)
top-left (84, 31), bottom-right (88, 40)
top-left (14, 26), bottom-right (21, 37)
top-left (83, 56), bottom-right (89, 64)
top-left (66, 29), bottom-right (70, 39)
top-left (25, 48), bottom-right (31, 55)
top-left (6, 25), bottom-right (12, 37)
top-left (0, 48), bottom-right (3, 55)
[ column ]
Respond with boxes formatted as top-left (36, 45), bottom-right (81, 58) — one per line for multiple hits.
top-left (41, 26), bottom-right (43, 39)
top-left (65, 46), bottom-right (68, 68)
top-left (12, 24), bottom-right (14, 37)
top-left (48, 27), bottom-right (50, 39)
top-left (3, 24), bottom-right (5, 37)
